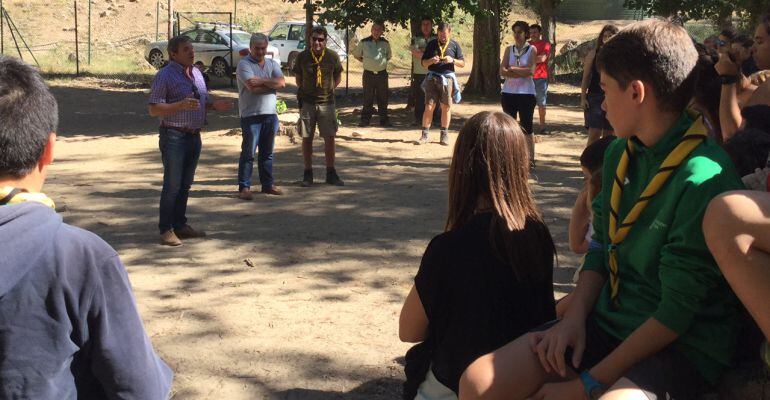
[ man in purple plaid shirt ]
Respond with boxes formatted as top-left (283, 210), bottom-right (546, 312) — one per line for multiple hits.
top-left (148, 35), bottom-right (233, 246)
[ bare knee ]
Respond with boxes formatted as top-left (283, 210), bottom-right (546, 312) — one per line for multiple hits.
top-left (704, 192), bottom-right (746, 250)
top-left (459, 354), bottom-right (495, 400)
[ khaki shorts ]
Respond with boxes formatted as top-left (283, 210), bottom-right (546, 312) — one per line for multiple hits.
top-left (424, 76), bottom-right (454, 106)
top-left (299, 101), bottom-right (338, 139)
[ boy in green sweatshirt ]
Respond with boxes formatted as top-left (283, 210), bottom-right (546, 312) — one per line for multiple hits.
top-left (459, 20), bottom-right (743, 400)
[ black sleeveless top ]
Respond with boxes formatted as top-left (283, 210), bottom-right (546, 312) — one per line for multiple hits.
top-left (587, 53), bottom-right (603, 95)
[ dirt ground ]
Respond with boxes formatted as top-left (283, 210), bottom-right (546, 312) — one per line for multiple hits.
top-left (45, 77), bottom-right (589, 399)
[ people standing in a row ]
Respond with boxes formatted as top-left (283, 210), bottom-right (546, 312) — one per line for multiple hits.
top-left (501, 21), bottom-right (537, 168)
top-left (353, 21), bottom-right (392, 127)
top-left (410, 17), bottom-right (440, 127)
top-left (293, 26), bottom-right (345, 187)
top-left (419, 22), bottom-right (465, 146)
top-left (148, 35), bottom-right (234, 246)
top-left (580, 24), bottom-right (618, 146)
top-left (529, 24), bottom-right (552, 135)
top-left (236, 33), bottom-right (286, 200)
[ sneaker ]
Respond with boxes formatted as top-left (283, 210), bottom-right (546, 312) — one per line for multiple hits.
top-left (440, 131), bottom-right (449, 146)
top-left (301, 169), bottom-right (313, 187)
top-left (175, 224), bottom-right (206, 239)
top-left (261, 186), bottom-right (283, 195)
top-left (418, 131), bottom-right (429, 145)
top-left (238, 188), bottom-right (254, 201)
top-left (159, 230), bottom-right (182, 246)
top-left (325, 169), bottom-right (345, 186)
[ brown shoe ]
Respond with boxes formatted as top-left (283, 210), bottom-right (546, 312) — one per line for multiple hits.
top-left (159, 230), bottom-right (182, 246)
top-left (238, 188), bottom-right (254, 201)
top-left (175, 224), bottom-right (206, 239)
top-left (262, 186), bottom-right (283, 195)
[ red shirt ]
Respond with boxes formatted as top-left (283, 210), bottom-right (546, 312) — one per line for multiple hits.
top-left (530, 40), bottom-right (551, 79)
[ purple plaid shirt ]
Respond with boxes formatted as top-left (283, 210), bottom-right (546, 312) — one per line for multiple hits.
top-left (148, 61), bottom-right (209, 130)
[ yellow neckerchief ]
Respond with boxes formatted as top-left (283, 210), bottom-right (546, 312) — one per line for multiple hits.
top-left (0, 186), bottom-right (56, 209)
top-left (438, 39), bottom-right (450, 59)
top-left (310, 48), bottom-right (326, 88)
top-left (607, 112), bottom-right (707, 309)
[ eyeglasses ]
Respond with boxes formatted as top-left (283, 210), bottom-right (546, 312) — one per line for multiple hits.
top-left (311, 37), bottom-right (326, 42)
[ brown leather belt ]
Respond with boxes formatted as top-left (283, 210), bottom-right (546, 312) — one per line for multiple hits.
top-left (161, 125), bottom-right (201, 134)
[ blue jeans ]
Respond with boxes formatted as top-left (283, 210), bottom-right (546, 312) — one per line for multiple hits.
top-left (238, 114), bottom-right (278, 191)
top-left (158, 127), bottom-right (201, 234)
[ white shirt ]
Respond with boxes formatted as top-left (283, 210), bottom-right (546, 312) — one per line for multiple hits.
top-left (502, 44), bottom-right (536, 95)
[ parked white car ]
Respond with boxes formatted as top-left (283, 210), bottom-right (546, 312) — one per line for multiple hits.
top-left (145, 24), bottom-right (280, 77)
top-left (267, 21), bottom-right (348, 71)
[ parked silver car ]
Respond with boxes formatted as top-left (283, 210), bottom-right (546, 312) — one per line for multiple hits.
top-left (145, 23), bottom-right (279, 77)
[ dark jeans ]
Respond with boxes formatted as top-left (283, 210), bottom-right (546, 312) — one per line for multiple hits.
top-left (501, 93), bottom-right (536, 135)
top-left (411, 74), bottom-right (440, 125)
top-left (362, 70), bottom-right (389, 122)
top-left (158, 127), bottom-right (201, 234)
top-left (238, 114), bottom-right (278, 191)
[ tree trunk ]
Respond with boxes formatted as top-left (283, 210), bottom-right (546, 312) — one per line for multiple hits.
top-left (464, 0), bottom-right (501, 97)
top-left (539, 0), bottom-right (557, 81)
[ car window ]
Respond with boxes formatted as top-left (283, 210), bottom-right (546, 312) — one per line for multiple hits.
top-left (199, 32), bottom-right (221, 45)
top-left (288, 25), bottom-right (302, 41)
top-left (181, 29), bottom-right (198, 41)
top-left (269, 24), bottom-right (289, 41)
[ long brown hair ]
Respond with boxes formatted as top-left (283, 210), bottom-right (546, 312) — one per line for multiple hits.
top-left (446, 111), bottom-right (554, 279)
top-left (596, 24), bottom-right (619, 52)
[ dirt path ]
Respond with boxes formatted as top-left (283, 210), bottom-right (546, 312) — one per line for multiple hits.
top-left (46, 78), bottom-right (588, 399)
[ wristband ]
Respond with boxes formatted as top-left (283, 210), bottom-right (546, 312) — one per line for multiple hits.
top-left (579, 371), bottom-right (606, 400)
top-left (720, 75), bottom-right (738, 85)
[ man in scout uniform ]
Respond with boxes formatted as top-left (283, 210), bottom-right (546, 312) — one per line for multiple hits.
top-left (353, 21), bottom-right (392, 127)
top-left (460, 20), bottom-right (744, 400)
top-left (292, 26), bottom-right (344, 187)
top-left (0, 56), bottom-right (172, 398)
top-left (410, 17), bottom-right (439, 126)
top-left (419, 22), bottom-right (465, 146)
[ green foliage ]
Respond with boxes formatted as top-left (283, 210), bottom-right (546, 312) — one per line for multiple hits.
top-left (276, 100), bottom-right (288, 114)
top-left (239, 15), bottom-right (265, 33)
top-left (623, 0), bottom-right (769, 26)
top-left (684, 21), bottom-right (719, 43)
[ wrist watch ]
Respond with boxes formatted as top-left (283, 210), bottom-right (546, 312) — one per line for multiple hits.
top-left (720, 74), bottom-right (738, 85)
top-left (579, 371), bottom-right (606, 400)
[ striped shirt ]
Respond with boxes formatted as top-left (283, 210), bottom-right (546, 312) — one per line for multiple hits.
top-left (148, 61), bottom-right (209, 130)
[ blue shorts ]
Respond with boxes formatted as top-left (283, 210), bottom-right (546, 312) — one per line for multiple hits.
top-left (534, 78), bottom-right (548, 107)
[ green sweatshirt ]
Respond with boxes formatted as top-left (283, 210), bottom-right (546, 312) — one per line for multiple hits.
top-left (582, 112), bottom-right (744, 383)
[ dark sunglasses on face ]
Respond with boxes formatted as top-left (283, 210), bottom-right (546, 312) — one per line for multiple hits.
top-left (312, 37), bottom-right (326, 43)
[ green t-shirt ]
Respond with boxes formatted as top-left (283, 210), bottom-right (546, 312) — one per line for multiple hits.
top-left (582, 112), bottom-right (744, 383)
top-left (292, 49), bottom-right (343, 104)
top-left (411, 34), bottom-right (436, 75)
top-left (352, 36), bottom-right (391, 72)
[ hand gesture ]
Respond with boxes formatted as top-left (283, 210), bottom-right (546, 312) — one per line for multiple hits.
top-left (715, 51), bottom-right (740, 76)
top-left (431, 55), bottom-right (441, 65)
top-left (750, 70), bottom-right (770, 86)
top-left (247, 77), bottom-right (264, 88)
top-left (212, 99), bottom-right (234, 111)
top-left (178, 97), bottom-right (200, 111)
top-left (530, 316), bottom-right (586, 377)
top-left (444, 56), bottom-right (454, 64)
top-left (532, 379), bottom-right (587, 400)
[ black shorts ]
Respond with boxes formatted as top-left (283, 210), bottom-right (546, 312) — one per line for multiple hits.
top-left (533, 317), bottom-right (709, 399)
top-left (584, 93), bottom-right (613, 131)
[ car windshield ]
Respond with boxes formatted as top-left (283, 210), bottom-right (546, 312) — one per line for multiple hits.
top-left (223, 32), bottom-right (252, 46)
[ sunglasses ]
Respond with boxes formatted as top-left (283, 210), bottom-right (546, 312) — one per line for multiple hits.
top-left (311, 37), bottom-right (326, 42)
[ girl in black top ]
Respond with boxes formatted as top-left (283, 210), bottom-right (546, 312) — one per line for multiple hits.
top-left (399, 111), bottom-right (557, 399)
top-left (580, 24), bottom-right (618, 146)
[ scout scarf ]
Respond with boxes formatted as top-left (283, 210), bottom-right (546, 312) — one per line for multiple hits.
top-left (438, 40), bottom-right (450, 59)
top-left (0, 186), bottom-right (56, 209)
top-left (511, 43), bottom-right (531, 67)
top-left (310, 48), bottom-right (326, 88)
top-left (607, 113), bottom-right (707, 308)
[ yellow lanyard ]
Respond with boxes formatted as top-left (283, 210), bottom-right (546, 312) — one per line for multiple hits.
top-left (438, 40), bottom-right (450, 58)
top-left (0, 186), bottom-right (56, 209)
top-left (607, 113), bottom-right (706, 308)
top-left (310, 48), bottom-right (326, 88)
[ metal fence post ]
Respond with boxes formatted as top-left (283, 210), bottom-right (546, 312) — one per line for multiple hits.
top-left (87, 0), bottom-right (91, 65)
top-left (345, 27), bottom-right (349, 96)
top-left (156, 1), bottom-right (159, 41)
top-left (1, 0), bottom-right (4, 54)
top-left (74, 0), bottom-right (79, 76)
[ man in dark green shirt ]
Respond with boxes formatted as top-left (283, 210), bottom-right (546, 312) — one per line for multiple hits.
top-left (292, 26), bottom-right (344, 187)
top-left (459, 20), bottom-right (744, 400)
top-left (353, 21), bottom-right (392, 127)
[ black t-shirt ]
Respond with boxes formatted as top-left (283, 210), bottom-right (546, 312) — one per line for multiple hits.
top-left (422, 39), bottom-right (464, 73)
top-left (407, 213), bottom-right (556, 394)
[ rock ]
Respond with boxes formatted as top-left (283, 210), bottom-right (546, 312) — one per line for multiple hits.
top-left (137, 38), bottom-right (151, 46)
top-left (146, 12), bottom-right (152, 17)
top-left (559, 39), bottom-right (579, 55)
top-left (99, 11), bottom-right (109, 17)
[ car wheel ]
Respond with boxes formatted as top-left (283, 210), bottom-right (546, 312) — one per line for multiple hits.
top-left (148, 49), bottom-right (165, 69)
top-left (287, 52), bottom-right (298, 75)
top-left (211, 58), bottom-right (229, 78)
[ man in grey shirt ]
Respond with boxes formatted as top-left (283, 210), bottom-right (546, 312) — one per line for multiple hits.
top-left (236, 33), bottom-right (286, 199)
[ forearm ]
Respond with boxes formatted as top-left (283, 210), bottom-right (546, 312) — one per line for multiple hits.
top-left (563, 270), bottom-right (605, 321)
top-left (421, 59), bottom-right (433, 69)
top-left (334, 76), bottom-right (341, 88)
top-left (454, 59), bottom-right (465, 68)
top-left (263, 78), bottom-right (286, 89)
top-left (719, 83), bottom-right (742, 140)
top-left (148, 102), bottom-right (182, 117)
top-left (569, 191), bottom-right (591, 254)
top-left (589, 318), bottom-right (678, 386)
